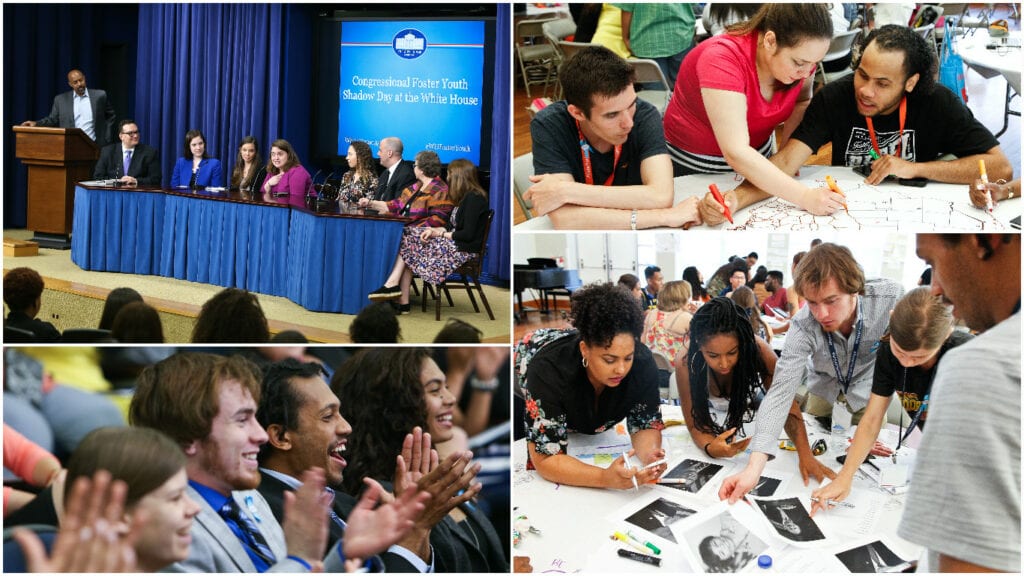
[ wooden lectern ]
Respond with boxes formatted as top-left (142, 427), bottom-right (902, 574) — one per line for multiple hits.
top-left (13, 126), bottom-right (99, 249)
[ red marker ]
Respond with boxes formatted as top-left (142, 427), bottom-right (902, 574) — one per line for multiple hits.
top-left (709, 183), bottom-right (733, 224)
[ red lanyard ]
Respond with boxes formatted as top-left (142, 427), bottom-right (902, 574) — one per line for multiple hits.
top-left (865, 96), bottom-right (906, 160)
top-left (576, 120), bottom-right (621, 186)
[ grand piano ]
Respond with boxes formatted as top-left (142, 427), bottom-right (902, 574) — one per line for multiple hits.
top-left (513, 257), bottom-right (582, 322)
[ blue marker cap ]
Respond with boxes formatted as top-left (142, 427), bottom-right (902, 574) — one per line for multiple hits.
top-left (758, 555), bottom-right (773, 569)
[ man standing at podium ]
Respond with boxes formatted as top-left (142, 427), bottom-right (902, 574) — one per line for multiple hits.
top-left (21, 69), bottom-right (116, 147)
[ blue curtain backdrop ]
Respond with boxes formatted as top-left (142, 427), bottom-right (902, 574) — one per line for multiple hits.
top-left (485, 3), bottom-right (511, 286)
top-left (3, 4), bottom-right (139, 228)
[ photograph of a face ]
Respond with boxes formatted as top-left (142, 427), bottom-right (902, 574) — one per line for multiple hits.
top-left (753, 497), bottom-right (826, 543)
top-left (659, 458), bottom-right (723, 494)
top-left (624, 497), bottom-right (697, 544)
top-left (836, 540), bottom-right (913, 573)
top-left (681, 508), bottom-right (768, 573)
top-left (749, 475), bottom-right (782, 497)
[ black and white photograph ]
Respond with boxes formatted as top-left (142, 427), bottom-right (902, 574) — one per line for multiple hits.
top-left (836, 540), bottom-right (913, 573)
top-left (749, 475), bottom-right (782, 497)
top-left (624, 497), bottom-right (697, 544)
top-left (679, 508), bottom-right (768, 573)
top-left (753, 497), bottom-right (826, 543)
top-left (659, 458), bottom-right (723, 494)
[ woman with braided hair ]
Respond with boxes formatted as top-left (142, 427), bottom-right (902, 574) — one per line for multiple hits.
top-left (675, 298), bottom-right (819, 476)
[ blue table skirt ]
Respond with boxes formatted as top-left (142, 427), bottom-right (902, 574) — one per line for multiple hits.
top-left (71, 185), bottom-right (404, 314)
top-left (286, 209), bottom-right (405, 313)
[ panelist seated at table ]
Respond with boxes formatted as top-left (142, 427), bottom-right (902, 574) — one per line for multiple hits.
top-left (169, 129), bottom-right (224, 189)
top-left (339, 140), bottom-right (379, 203)
top-left (810, 287), bottom-right (973, 515)
top-left (664, 4), bottom-right (844, 217)
top-left (676, 298), bottom-right (830, 483)
top-left (701, 25), bottom-right (1013, 225)
top-left (970, 177), bottom-right (1021, 209)
top-left (229, 136), bottom-right (263, 192)
top-left (519, 283), bottom-right (669, 489)
top-left (358, 150), bottom-right (454, 228)
top-left (261, 139), bottom-right (312, 208)
top-left (93, 119), bottom-right (162, 187)
top-left (526, 46), bottom-right (701, 230)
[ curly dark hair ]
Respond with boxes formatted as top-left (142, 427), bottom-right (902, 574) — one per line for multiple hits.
top-left (192, 288), bottom-right (269, 343)
top-left (854, 24), bottom-right (937, 97)
top-left (686, 297), bottom-right (766, 437)
top-left (331, 348), bottom-right (433, 495)
top-left (350, 302), bottom-right (401, 343)
top-left (256, 358), bottom-right (326, 463)
top-left (3, 267), bottom-right (45, 311)
top-left (110, 301), bottom-right (164, 343)
top-left (559, 45), bottom-right (636, 117)
top-left (349, 140), bottom-right (376, 179)
top-left (569, 282), bottom-right (644, 348)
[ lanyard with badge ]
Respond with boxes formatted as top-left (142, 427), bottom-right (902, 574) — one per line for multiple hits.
top-left (576, 120), bottom-right (621, 186)
top-left (824, 296), bottom-right (863, 444)
top-left (864, 96), bottom-right (907, 159)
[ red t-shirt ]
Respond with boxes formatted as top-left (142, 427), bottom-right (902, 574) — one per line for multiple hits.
top-left (663, 32), bottom-right (805, 156)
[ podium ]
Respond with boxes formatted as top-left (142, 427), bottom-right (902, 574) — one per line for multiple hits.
top-left (13, 126), bottom-right (99, 249)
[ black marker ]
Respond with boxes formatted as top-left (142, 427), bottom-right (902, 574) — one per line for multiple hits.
top-left (617, 548), bottom-right (662, 567)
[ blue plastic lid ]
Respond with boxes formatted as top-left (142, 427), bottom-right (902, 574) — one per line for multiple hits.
top-left (758, 555), bottom-right (773, 569)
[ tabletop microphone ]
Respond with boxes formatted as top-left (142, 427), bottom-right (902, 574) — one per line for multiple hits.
top-left (308, 168), bottom-right (323, 200)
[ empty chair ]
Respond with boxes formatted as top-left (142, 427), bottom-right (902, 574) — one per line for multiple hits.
top-left (516, 18), bottom-right (559, 98)
top-left (542, 17), bottom-right (579, 99)
top-left (815, 28), bottom-right (862, 86)
top-left (513, 153), bottom-right (535, 220)
top-left (629, 58), bottom-right (672, 115)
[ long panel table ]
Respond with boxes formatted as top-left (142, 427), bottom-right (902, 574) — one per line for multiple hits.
top-left (70, 184), bottom-right (408, 314)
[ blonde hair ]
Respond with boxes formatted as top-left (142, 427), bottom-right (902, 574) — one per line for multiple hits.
top-left (889, 287), bottom-right (954, 350)
top-left (657, 280), bottom-right (692, 312)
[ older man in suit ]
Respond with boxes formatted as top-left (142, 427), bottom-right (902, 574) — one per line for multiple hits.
top-left (129, 352), bottom-right (419, 573)
top-left (375, 137), bottom-right (417, 202)
top-left (22, 69), bottom-right (116, 147)
top-left (93, 119), bottom-right (161, 186)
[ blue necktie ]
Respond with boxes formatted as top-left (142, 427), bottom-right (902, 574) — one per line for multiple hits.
top-left (324, 487), bottom-right (347, 531)
top-left (123, 150), bottom-right (132, 176)
top-left (219, 498), bottom-right (277, 568)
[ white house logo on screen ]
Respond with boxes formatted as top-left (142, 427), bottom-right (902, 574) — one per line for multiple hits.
top-left (393, 29), bottom-right (427, 59)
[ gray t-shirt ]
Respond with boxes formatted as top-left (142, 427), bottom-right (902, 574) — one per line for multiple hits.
top-left (530, 99), bottom-right (667, 186)
top-left (898, 312), bottom-right (1021, 572)
top-left (749, 278), bottom-right (904, 455)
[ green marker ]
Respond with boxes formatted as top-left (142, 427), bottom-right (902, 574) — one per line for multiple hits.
top-left (626, 530), bottom-right (661, 555)
top-left (868, 149), bottom-right (880, 160)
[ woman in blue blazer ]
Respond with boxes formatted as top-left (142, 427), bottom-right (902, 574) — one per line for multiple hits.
top-left (170, 129), bottom-right (224, 188)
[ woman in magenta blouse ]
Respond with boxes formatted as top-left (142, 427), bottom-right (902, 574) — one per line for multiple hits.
top-left (260, 139), bottom-right (312, 208)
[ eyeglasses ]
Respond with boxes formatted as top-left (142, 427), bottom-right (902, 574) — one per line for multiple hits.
top-left (122, 130), bottom-right (139, 136)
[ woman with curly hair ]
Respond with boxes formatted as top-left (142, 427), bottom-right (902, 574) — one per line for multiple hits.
top-left (520, 282), bottom-right (668, 489)
top-left (676, 297), bottom-right (824, 482)
top-left (331, 348), bottom-right (508, 573)
top-left (191, 288), bottom-right (269, 343)
top-left (338, 141), bottom-right (378, 203)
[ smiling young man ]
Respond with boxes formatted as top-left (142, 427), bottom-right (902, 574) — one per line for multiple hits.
top-left (130, 352), bottom-right (353, 572)
top-left (527, 45), bottom-right (700, 229)
top-left (701, 25), bottom-right (1013, 224)
top-left (718, 243), bottom-right (904, 501)
top-left (897, 234), bottom-right (1020, 573)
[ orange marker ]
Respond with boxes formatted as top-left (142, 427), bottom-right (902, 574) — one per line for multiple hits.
top-left (708, 183), bottom-right (733, 224)
top-left (826, 175), bottom-right (849, 214)
top-left (979, 159), bottom-right (993, 212)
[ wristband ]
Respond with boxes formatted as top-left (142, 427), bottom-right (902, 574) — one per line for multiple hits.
top-left (286, 555), bottom-right (313, 571)
top-left (703, 442), bottom-right (713, 458)
top-left (470, 376), bottom-right (500, 392)
top-left (630, 209), bottom-right (638, 231)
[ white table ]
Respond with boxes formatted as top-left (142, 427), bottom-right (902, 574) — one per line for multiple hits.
top-left (514, 166), bottom-right (1017, 232)
top-left (512, 406), bottom-right (922, 573)
top-left (956, 30), bottom-right (1021, 137)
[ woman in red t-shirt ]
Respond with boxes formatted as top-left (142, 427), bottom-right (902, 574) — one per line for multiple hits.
top-left (663, 4), bottom-right (845, 216)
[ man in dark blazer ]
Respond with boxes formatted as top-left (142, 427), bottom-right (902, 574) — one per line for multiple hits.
top-left (93, 119), bottom-right (161, 186)
top-left (255, 359), bottom-right (434, 572)
top-left (21, 69), bottom-right (116, 147)
top-left (374, 136), bottom-right (417, 202)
